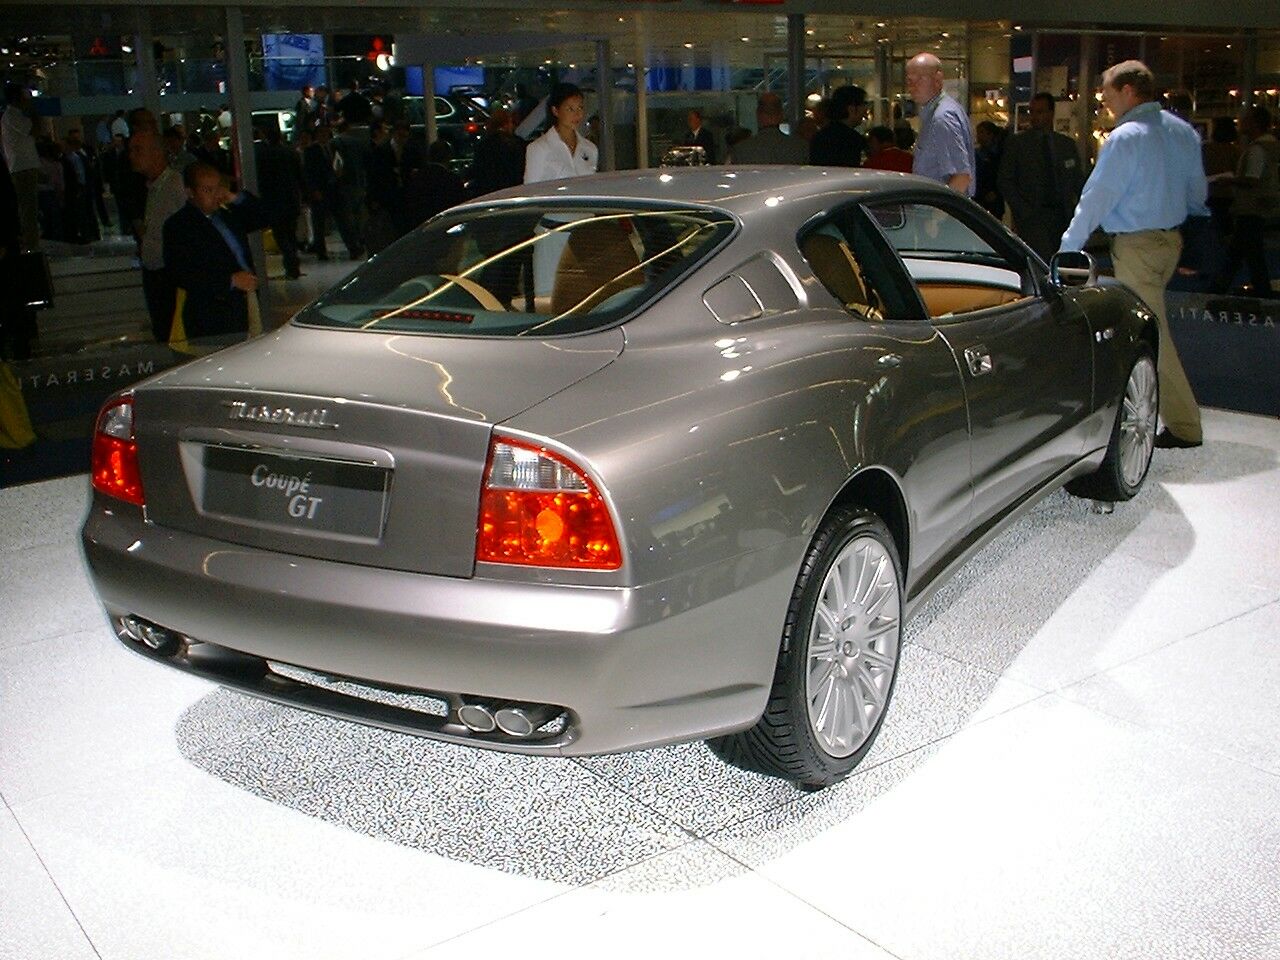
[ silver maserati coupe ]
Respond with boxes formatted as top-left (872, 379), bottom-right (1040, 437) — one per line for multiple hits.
top-left (81, 167), bottom-right (1159, 787)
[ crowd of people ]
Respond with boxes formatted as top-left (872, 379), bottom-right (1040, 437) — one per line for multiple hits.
top-left (681, 59), bottom-right (1278, 310)
top-left (708, 55), bottom-right (1277, 449)
top-left (3, 65), bottom-right (1277, 366)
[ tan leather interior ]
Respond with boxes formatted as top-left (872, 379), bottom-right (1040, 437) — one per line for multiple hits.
top-left (551, 220), bottom-right (643, 316)
top-left (916, 283), bottom-right (1025, 318)
top-left (802, 233), bottom-right (882, 318)
top-left (441, 274), bottom-right (506, 312)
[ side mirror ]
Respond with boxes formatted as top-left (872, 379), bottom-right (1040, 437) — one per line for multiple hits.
top-left (1049, 250), bottom-right (1099, 288)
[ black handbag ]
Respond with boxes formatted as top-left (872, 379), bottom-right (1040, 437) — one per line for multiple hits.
top-left (19, 251), bottom-right (53, 310)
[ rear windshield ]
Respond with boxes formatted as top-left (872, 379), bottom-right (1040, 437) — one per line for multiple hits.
top-left (295, 203), bottom-right (736, 337)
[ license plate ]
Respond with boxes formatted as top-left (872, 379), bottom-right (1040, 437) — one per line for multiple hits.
top-left (200, 446), bottom-right (390, 539)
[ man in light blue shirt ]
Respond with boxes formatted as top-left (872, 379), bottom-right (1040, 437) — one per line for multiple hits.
top-left (1060, 60), bottom-right (1207, 448)
top-left (905, 53), bottom-right (975, 197)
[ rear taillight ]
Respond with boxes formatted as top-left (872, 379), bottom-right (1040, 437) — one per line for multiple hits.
top-left (477, 436), bottom-right (621, 570)
top-left (91, 395), bottom-right (145, 506)
top-left (464, 121), bottom-right (481, 135)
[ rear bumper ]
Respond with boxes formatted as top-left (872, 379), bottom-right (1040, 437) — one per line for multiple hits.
top-left (81, 501), bottom-right (800, 755)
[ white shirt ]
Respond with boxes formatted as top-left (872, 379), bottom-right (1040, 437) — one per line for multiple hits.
top-left (1, 104), bottom-right (39, 174)
top-left (523, 126), bottom-right (597, 184)
top-left (140, 166), bottom-right (189, 270)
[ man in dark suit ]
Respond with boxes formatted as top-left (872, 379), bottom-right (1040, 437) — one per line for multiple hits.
top-left (253, 125), bottom-right (303, 278)
top-left (302, 125), bottom-right (338, 260)
top-left (163, 162), bottom-right (270, 342)
top-left (809, 85), bottom-right (867, 167)
top-left (467, 109), bottom-right (524, 199)
top-left (998, 92), bottom-right (1086, 261)
top-left (401, 140), bottom-right (467, 230)
top-left (1, 150), bottom-right (36, 363)
top-left (682, 109), bottom-right (716, 165)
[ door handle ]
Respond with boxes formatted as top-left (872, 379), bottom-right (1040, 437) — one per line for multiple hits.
top-left (964, 345), bottom-right (993, 377)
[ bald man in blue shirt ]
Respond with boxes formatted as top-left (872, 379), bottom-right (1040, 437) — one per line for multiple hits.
top-left (906, 52), bottom-right (976, 197)
top-left (1060, 60), bottom-right (1208, 448)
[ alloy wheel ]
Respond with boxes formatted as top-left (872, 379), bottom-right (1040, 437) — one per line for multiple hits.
top-left (805, 535), bottom-right (902, 758)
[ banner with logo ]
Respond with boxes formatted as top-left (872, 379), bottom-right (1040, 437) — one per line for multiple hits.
top-left (261, 34), bottom-right (326, 92)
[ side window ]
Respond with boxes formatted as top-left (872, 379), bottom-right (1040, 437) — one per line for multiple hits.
top-left (867, 201), bottom-right (1035, 319)
top-left (798, 207), bottom-right (922, 321)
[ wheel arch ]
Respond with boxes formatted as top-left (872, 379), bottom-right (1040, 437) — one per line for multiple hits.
top-left (824, 466), bottom-right (910, 579)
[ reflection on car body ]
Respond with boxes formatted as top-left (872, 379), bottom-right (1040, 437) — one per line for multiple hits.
top-left (81, 167), bottom-right (1159, 787)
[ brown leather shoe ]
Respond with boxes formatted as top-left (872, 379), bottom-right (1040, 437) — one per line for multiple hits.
top-left (1154, 429), bottom-right (1202, 449)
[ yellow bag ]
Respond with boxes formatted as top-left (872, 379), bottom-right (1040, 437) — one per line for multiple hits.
top-left (168, 287), bottom-right (261, 356)
top-left (247, 289), bottom-right (263, 337)
top-left (0, 361), bottom-right (36, 450)
top-left (168, 287), bottom-right (198, 356)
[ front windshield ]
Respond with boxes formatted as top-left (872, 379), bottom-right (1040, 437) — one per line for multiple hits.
top-left (295, 203), bottom-right (735, 337)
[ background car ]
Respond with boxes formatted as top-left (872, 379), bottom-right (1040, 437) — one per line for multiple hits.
top-left (81, 167), bottom-right (1158, 788)
top-left (401, 92), bottom-right (491, 172)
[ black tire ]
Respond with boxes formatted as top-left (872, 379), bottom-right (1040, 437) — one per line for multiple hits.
top-left (1066, 344), bottom-right (1158, 502)
top-left (708, 506), bottom-right (904, 789)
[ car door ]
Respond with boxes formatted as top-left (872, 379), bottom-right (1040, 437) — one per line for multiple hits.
top-left (800, 203), bottom-right (976, 591)
top-left (863, 196), bottom-right (1093, 531)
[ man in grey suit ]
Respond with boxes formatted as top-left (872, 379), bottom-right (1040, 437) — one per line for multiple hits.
top-left (727, 93), bottom-right (808, 165)
top-left (998, 93), bottom-right (1086, 261)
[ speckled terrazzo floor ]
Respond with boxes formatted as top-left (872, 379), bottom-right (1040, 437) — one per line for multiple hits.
top-left (2, 408), bottom-right (1278, 960)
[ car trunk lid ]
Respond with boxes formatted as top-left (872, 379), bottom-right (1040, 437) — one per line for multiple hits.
top-left (133, 324), bottom-right (623, 577)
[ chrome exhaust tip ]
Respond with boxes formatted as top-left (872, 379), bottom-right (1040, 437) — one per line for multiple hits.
top-left (119, 616), bottom-right (180, 655)
top-left (494, 704), bottom-right (557, 738)
top-left (457, 703), bottom-right (497, 733)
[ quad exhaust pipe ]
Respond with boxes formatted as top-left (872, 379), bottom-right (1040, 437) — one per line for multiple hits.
top-left (457, 700), bottom-right (559, 738)
top-left (119, 615), bottom-right (181, 655)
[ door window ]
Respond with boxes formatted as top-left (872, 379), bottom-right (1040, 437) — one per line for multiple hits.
top-left (865, 200), bottom-right (1036, 320)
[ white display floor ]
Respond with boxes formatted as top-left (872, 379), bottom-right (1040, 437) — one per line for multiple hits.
top-left (2, 408), bottom-right (1278, 960)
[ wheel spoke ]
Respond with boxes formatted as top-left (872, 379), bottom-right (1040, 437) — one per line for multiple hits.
top-left (814, 603), bottom-right (840, 637)
top-left (809, 631), bottom-right (838, 661)
top-left (855, 545), bottom-right (875, 604)
top-left (861, 643), bottom-right (897, 669)
top-left (862, 618), bottom-right (899, 644)
top-left (812, 674), bottom-right (838, 732)
top-left (809, 657), bottom-right (837, 691)
top-left (846, 672), bottom-right (870, 737)
top-left (829, 560), bottom-right (848, 616)
top-left (863, 569), bottom-right (895, 618)
top-left (857, 662), bottom-right (886, 710)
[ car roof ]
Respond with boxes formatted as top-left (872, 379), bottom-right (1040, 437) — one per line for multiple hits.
top-left (467, 166), bottom-right (950, 217)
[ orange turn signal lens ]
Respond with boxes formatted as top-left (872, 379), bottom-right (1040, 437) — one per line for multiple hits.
top-left (91, 396), bottom-right (145, 506)
top-left (477, 437), bottom-right (621, 570)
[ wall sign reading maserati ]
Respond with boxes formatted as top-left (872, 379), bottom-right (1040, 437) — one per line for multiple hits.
top-left (224, 400), bottom-right (338, 430)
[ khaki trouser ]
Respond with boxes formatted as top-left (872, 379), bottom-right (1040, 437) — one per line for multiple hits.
top-left (1112, 229), bottom-right (1202, 443)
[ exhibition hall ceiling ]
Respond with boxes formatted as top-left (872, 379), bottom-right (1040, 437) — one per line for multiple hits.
top-left (0, 5), bottom-right (1262, 72)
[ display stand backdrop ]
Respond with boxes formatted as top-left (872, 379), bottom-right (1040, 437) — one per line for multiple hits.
top-left (1167, 291), bottom-right (1280, 418)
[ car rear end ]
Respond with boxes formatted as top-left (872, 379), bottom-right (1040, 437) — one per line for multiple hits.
top-left (81, 197), bottom-right (771, 755)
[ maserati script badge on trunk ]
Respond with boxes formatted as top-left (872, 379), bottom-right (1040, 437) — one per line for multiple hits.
top-left (223, 400), bottom-right (339, 429)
